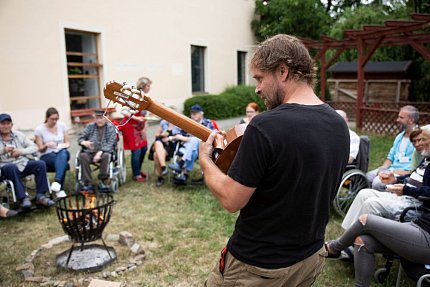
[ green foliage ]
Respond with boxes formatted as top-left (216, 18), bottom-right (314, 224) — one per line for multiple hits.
top-left (251, 0), bottom-right (332, 41)
top-left (410, 59), bottom-right (430, 102)
top-left (328, 4), bottom-right (411, 62)
top-left (324, 2), bottom-right (429, 101)
top-left (183, 86), bottom-right (265, 120)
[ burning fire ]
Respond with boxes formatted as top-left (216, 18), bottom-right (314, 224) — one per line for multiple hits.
top-left (61, 193), bottom-right (105, 234)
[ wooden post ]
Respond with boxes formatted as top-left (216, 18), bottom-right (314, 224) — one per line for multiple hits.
top-left (356, 38), bottom-right (365, 130)
top-left (320, 48), bottom-right (327, 101)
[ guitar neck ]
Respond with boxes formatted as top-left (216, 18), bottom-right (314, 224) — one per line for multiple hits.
top-left (143, 96), bottom-right (212, 141)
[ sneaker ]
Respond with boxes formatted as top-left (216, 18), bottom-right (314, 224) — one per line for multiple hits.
top-left (174, 173), bottom-right (188, 184)
top-left (133, 175), bottom-right (146, 182)
top-left (56, 190), bottom-right (67, 198)
top-left (98, 182), bottom-right (110, 192)
top-left (161, 166), bottom-right (168, 176)
top-left (168, 162), bottom-right (183, 172)
top-left (36, 196), bottom-right (55, 207)
top-left (82, 185), bottom-right (94, 192)
top-left (21, 197), bottom-right (32, 209)
top-left (51, 181), bottom-right (61, 192)
top-left (156, 177), bottom-right (165, 187)
top-left (340, 246), bottom-right (354, 262)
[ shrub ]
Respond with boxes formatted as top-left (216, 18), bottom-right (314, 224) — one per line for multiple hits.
top-left (183, 86), bottom-right (264, 120)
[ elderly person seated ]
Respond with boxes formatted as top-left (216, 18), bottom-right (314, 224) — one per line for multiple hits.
top-left (410, 127), bottom-right (425, 170)
top-left (366, 105), bottom-right (418, 191)
top-left (78, 109), bottom-right (117, 192)
top-left (148, 118), bottom-right (178, 187)
top-left (336, 110), bottom-right (360, 164)
top-left (0, 113), bottom-right (54, 208)
top-left (168, 104), bottom-right (214, 184)
top-left (342, 124), bottom-right (430, 230)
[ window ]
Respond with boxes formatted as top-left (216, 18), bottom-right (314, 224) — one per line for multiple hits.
top-left (65, 30), bottom-right (102, 120)
top-left (237, 51), bottom-right (247, 85)
top-left (191, 45), bottom-right (205, 93)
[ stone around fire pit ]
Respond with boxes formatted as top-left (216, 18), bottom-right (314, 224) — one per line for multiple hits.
top-left (56, 244), bottom-right (117, 272)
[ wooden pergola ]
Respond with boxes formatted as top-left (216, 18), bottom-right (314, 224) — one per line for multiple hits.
top-left (302, 13), bottom-right (430, 129)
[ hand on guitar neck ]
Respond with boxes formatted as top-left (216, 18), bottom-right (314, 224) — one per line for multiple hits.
top-left (103, 81), bottom-right (246, 173)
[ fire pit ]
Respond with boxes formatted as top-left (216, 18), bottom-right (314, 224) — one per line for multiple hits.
top-left (55, 193), bottom-right (117, 272)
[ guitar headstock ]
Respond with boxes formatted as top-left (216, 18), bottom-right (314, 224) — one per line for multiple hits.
top-left (103, 81), bottom-right (150, 111)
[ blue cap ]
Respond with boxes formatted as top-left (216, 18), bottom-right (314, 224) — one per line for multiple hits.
top-left (190, 104), bottom-right (203, 113)
top-left (0, 113), bottom-right (12, 122)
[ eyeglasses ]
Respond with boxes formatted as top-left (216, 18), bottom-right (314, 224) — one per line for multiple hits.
top-left (48, 117), bottom-right (59, 121)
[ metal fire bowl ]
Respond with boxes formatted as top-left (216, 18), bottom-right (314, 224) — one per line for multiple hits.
top-left (56, 244), bottom-right (117, 272)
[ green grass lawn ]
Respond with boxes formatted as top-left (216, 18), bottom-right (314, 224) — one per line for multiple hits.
top-left (0, 132), bottom-right (418, 286)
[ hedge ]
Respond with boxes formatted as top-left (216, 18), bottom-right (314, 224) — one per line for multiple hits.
top-left (183, 85), bottom-right (264, 120)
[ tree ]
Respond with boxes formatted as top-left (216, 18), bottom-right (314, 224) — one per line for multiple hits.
top-left (251, 0), bottom-right (332, 41)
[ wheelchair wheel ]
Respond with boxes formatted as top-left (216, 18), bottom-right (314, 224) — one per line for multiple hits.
top-left (374, 267), bottom-right (389, 283)
top-left (110, 177), bottom-right (119, 193)
top-left (117, 147), bottom-right (126, 185)
top-left (333, 169), bottom-right (369, 217)
top-left (0, 180), bottom-right (16, 209)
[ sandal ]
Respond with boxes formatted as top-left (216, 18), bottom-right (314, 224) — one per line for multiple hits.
top-left (36, 196), bottom-right (55, 207)
top-left (0, 204), bottom-right (18, 218)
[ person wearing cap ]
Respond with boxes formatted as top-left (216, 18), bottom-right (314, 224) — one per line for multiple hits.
top-left (118, 76), bottom-right (151, 182)
top-left (78, 109), bottom-right (117, 192)
top-left (168, 104), bottom-right (214, 184)
top-left (34, 107), bottom-right (70, 198)
top-left (0, 113), bottom-right (55, 209)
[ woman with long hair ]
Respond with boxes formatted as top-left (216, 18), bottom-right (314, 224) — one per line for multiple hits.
top-left (34, 107), bottom-right (70, 198)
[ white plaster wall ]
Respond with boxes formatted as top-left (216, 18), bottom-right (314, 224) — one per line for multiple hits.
top-left (0, 0), bottom-right (255, 130)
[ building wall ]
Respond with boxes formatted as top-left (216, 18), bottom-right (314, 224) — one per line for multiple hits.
top-left (0, 0), bottom-right (256, 130)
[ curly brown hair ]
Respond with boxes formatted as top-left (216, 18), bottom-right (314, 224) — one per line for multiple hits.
top-left (251, 34), bottom-right (316, 86)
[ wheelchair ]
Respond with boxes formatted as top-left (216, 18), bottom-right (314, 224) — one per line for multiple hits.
top-left (169, 139), bottom-right (204, 186)
top-left (374, 197), bottom-right (430, 286)
top-left (0, 165), bottom-right (53, 210)
top-left (333, 135), bottom-right (370, 217)
top-left (0, 170), bottom-right (17, 209)
top-left (74, 140), bottom-right (125, 193)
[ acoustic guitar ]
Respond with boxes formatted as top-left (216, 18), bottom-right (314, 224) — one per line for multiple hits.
top-left (103, 81), bottom-right (246, 173)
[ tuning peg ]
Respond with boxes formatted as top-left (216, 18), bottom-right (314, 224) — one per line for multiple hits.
top-left (131, 88), bottom-right (141, 94)
top-left (123, 84), bottom-right (131, 90)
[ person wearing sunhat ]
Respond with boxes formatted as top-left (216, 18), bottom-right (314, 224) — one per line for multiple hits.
top-left (168, 104), bottom-right (214, 184)
top-left (78, 109), bottom-right (117, 192)
top-left (0, 113), bottom-right (54, 209)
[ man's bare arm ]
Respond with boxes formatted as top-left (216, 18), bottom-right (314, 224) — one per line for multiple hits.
top-left (199, 130), bottom-right (255, 213)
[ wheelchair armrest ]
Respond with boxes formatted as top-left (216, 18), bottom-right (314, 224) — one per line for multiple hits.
top-left (400, 206), bottom-right (430, 222)
top-left (418, 196), bottom-right (430, 202)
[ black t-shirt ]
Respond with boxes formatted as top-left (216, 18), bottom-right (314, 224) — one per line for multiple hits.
top-left (227, 103), bottom-right (349, 269)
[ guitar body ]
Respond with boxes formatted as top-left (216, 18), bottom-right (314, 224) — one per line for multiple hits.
top-left (104, 81), bottom-right (246, 173)
top-left (214, 134), bottom-right (243, 174)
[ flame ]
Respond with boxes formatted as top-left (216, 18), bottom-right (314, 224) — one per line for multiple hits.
top-left (61, 193), bottom-right (106, 233)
